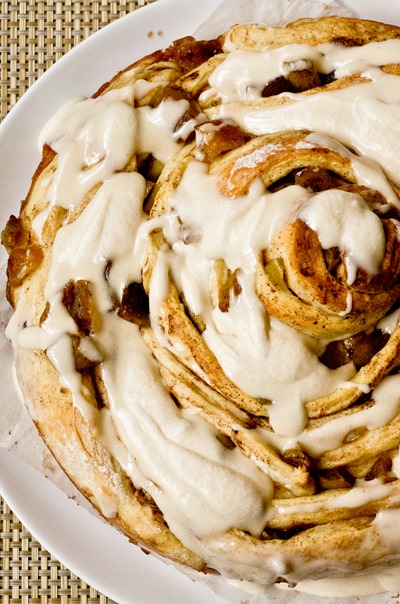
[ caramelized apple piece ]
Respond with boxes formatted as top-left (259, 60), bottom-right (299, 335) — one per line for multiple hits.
top-left (2, 215), bottom-right (44, 303)
top-left (321, 329), bottom-right (390, 370)
top-left (6, 245), bottom-right (43, 286)
top-left (163, 36), bottom-right (222, 73)
top-left (210, 259), bottom-right (242, 312)
top-left (281, 448), bottom-right (312, 471)
top-left (117, 282), bottom-right (150, 326)
top-left (286, 62), bottom-right (321, 91)
top-left (138, 154), bottom-right (164, 183)
top-left (62, 280), bottom-right (101, 335)
top-left (294, 167), bottom-right (346, 191)
top-left (365, 453), bottom-right (393, 481)
top-left (195, 120), bottom-right (246, 162)
top-left (261, 63), bottom-right (323, 98)
top-left (319, 467), bottom-right (355, 490)
top-left (2, 215), bottom-right (26, 251)
top-left (262, 76), bottom-right (294, 97)
top-left (70, 334), bottom-right (104, 372)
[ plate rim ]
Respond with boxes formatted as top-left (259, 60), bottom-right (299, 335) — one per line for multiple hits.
top-left (1, 1), bottom-right (400, 602)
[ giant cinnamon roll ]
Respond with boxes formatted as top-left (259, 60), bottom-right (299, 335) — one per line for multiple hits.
top-left (4, 15), bottom-right (400, 599)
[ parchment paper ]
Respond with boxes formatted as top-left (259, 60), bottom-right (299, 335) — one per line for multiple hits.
top-left (194, 0), bottom-right (352, 38)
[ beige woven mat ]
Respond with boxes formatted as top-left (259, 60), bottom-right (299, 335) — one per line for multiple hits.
top-left (0, 0), bottom-right (157, 121)
top-left (0, 496), bottom-right (118, 604)
top-left (0, 496), bottom-right (118, 603)
top-left (0, 4), bottom-right (158, 602)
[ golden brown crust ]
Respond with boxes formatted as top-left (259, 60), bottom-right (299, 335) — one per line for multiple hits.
top-left (4, 38), bottom-right (218, 573)
top-left (5, 15), bottom-right (400, 591)
top-left (222, 17), bottom-right (400, 51)
top-left (14, 346), bottom-right (206, 570)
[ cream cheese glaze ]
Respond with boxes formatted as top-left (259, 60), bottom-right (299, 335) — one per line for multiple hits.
top-left (206, 39), bottom-right (400, 100)
top-left (33, 83), bottom-right (193, 238)
top-left (155, 161), bottom-right (356, 435)
top-left (298, 189), bottom-right (386, 284)
top-left (207, 40), bottom-right (400, 188)
top-left (12, 169), bottom-right (274, 551)
top-left (213, 70), bottom-right (400, 187)
top-left (6, 23), bottom-right (400, 598)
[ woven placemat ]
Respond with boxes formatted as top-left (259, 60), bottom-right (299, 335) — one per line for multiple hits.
top-left (0, 0), bottom-right (157, 122)
top-left (0, 496), bottom-right (117, 603)
top-left (0, 4), bottom-right (158, 602)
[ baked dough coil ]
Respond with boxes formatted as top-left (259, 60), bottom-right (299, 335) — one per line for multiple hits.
top-left (217, 129), bottom-right (400, 340)
top-left (179, 17), bottom-right (400, 112)
top-left (146, 126), bottom-right (400, 383)
top-left (2, 35), bottom-right (226, 574)
top-left (143, 113), bottom-right (400, 570)
top-left (5, 15), bottom-right (400, 590)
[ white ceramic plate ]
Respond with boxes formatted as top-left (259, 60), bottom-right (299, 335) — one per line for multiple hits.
top-left (1, 1), bottom-right (400, 603)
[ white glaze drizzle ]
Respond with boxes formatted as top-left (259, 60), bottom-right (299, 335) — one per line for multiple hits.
top-left (209, 41), bottom-right (400, 189)
top-left (33, 83), bottom-right (188, 238)
top-left (298, 188), bottom-right (386, 284)
top-left (7, 32), bottom-right (400, 591)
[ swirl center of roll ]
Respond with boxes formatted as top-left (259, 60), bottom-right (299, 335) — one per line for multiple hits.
top-left (298, 189), bottom-right (386, 284)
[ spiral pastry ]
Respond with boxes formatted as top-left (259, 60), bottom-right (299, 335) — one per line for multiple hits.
top-left (5, 15), bottom-right (400, 598)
